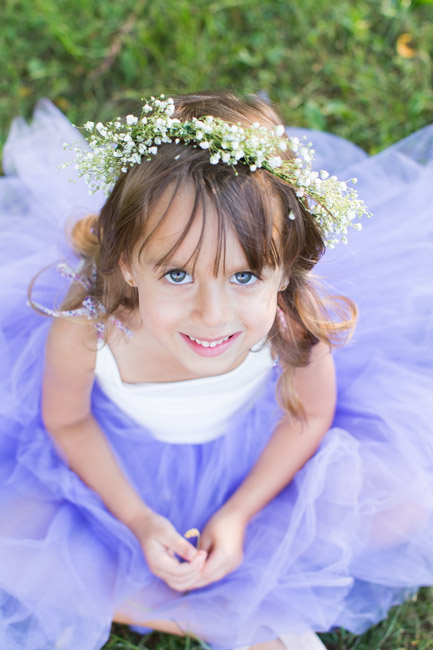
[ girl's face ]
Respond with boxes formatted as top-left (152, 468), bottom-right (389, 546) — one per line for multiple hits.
top-left (121, 185), bottom-right (285, 378)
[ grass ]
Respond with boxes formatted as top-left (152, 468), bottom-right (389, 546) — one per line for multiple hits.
top-left (2, 0), bottom-right (433, 158)
top-left (104, 629), bottom-right (203, 650)
top-left (3, 0), bottom-right (433, 647)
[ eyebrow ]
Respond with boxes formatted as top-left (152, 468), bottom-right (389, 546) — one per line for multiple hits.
top-left (147, 258), bottom-right (192, 270)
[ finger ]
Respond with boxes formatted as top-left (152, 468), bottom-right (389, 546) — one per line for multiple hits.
top-left (171, 560), bottom-right (208, 590)
top-left (165, 568), bottom-right (207, 592)
top-left (161, 556), bottom-right (207, 591)
top-left (157, 548), bottom-right (207, 579)
top-left (188, 568), bottom-right (226, 590)
top-left (201, 548), bottom-right (226, 579)
top-left (196, 547), bottom-right (237, 586)
top-left (166, 530), bottom-right (200, 562)
top-left (199, 532), bottom-right (212, 553)
top-left (189, 557), bottom-right (232, 589)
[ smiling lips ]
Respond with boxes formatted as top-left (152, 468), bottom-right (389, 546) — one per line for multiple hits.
top-left (180, 332), bottom-right (241, 357)
top-left (188, 335), bottom-right (231, 348)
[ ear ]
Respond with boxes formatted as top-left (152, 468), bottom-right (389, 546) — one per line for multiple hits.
top-left (119, 255), bottom-right (136, 287)
top-left (279, 273), bottom-right (290, 291)
top-left (118, 254), bottom-right (130, 279)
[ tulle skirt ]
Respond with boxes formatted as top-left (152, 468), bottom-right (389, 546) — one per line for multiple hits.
top-left (1, 100), bottom-right (433, 650)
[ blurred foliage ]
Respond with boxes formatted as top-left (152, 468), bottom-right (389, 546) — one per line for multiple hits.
top-left (1, 0), bottom-right (433, 157)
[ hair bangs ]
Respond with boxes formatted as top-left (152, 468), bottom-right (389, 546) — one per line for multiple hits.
top-left (206, 168), bottom-right (283, 276)
top-left (139, 164), bottom-right (283, 278)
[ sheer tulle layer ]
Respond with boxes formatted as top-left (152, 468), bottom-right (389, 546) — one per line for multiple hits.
top-left (1, 101), bottom-right (433, 650)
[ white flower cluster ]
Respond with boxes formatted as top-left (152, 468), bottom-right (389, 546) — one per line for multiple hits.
top-left (63, 95), bottom-right (371, 247)
top-left (283, 137), bottom-right (368, 247)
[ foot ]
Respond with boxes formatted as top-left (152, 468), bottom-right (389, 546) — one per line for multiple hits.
top-left (246, 641), bottom-right (285, 650)
top-left (279, 631), bottom-right (327, 650)
top-left (241, 631), bottom-right (327, 650)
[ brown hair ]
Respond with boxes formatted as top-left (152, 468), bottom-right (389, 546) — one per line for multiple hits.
top-left (36, 90), bottom-right (357, 418)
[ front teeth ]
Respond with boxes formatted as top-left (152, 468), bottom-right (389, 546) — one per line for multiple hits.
top-left (188, 335), bottom-right (230, 348)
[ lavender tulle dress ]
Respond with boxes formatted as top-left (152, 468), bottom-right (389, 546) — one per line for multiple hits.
top-left (1, 101), bottom-right (433, 650)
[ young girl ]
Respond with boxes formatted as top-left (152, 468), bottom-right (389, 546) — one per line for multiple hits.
top-left (0, 91), bottom-right (433, 650)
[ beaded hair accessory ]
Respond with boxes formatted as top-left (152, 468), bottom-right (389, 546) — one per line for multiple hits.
top-left (30, 262), bottom-right (133, 340)
top-left (64, 95), bottom-right (371, 248)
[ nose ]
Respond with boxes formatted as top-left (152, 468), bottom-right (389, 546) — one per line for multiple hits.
top-left (192, 282), bottom-right (232, 330)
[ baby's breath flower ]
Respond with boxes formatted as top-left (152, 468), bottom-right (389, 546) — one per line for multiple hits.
top-left (65, 94), bottom-right (371, 246)
top-left (269, 156), bottom-right (283, 169)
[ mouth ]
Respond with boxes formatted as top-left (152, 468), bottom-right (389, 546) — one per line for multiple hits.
top-left (180, 332), bottom-right (241, 357)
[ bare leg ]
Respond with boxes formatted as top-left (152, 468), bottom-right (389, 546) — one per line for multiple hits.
top-left (236, 634), bottom-right (326, 650)
top-left (113, 614), bottom-right (286, 649)
top-left (113, 614), bottom-right (320, 650)
top-left (250, 641), bottom-right (285, 650)
top-left (113, 612), bottom-right (185, 636)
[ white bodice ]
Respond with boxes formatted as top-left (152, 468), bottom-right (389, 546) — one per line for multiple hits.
top-left (94, 343), bottom-right (275, 444)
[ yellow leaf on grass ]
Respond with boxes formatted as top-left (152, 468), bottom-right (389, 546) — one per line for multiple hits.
top-left (19, 86), bottom-right (32, 97)
top-left (396, 33), bottom-right (416, 58)
top-left (54, 97), bottom-right (71, 111)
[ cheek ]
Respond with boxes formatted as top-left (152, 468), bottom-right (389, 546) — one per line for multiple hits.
top-left (138, 289), bottom-right (186, 331)
top-left (242, 287), bottom-right (278, 330)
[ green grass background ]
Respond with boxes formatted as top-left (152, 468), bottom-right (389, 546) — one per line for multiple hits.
top-left (2, 0), bottom-right (433, 155)
top-left (2, 0), bottom-right (433, 647)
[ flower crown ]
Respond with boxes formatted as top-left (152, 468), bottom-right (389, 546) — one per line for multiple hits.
top-left (65, 94), bottom-right (371, 248)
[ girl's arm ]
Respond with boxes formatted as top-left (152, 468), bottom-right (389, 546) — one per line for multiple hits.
top-left (42, 318), bottom-right (206, 590)
top-left (42, 318), bottom-right (147, 527)
top-left (222, 340), bottom-right (336, 521)
top-left (195, 340), bottom-right (336, 586)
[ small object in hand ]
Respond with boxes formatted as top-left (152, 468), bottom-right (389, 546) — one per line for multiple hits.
top-left (184, 528), bottom-right (201, 549)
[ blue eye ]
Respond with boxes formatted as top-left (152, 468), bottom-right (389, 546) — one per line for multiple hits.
top-left (231, 272), bottom-right (258, 286)
top-left (164, 270), bottom-right (193, 284)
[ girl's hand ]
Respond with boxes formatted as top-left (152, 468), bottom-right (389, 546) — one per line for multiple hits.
top-left (190, 507), bottom-right (247, 589)
top-left (129, 509), bottom-right (207, 592)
